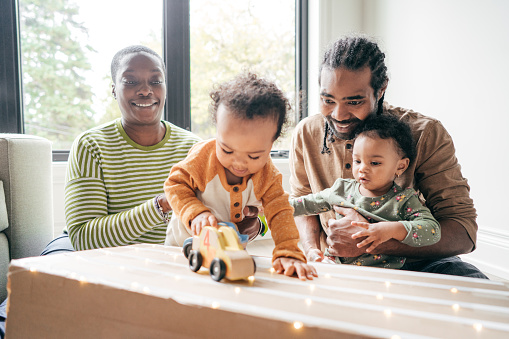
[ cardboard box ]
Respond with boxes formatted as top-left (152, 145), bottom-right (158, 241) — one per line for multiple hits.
top-left (5, 244), bottom-right (509, 338)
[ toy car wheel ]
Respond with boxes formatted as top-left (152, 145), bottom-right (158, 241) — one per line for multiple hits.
top-left (209, 258), bottom-right (227, 282)
top-left (183, 241), bottom-right (192, 259)
top-left (189, 250), bottom-right (202, 272)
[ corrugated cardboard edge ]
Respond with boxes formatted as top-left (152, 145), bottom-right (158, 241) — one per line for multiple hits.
top-left (5, 263), bottom-right (369, 339)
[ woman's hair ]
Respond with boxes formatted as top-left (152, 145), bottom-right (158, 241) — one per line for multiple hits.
top-left (320, 34), bottom-right (388, 115)
top-left (209, 72), bottom-right (291, 141)
top-left (110, 45), bottom-right (165, 84)
top-left (356, 114), bottom-right (415, 163)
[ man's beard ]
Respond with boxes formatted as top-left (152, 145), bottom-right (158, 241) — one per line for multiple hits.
top-left (325, 103), bottom-right (379, 140)
top-left (324, 116), bottom-right (363, 140)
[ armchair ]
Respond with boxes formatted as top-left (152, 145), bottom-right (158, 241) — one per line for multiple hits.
top-left (0, 134), bottom-right (54, 302)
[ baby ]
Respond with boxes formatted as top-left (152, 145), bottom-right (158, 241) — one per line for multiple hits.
top-left (290, 114), bottom-right (441, 268)
top-left (164, 72), bottom-right (317, 280)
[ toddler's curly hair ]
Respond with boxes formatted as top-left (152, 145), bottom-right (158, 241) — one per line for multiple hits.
top-left (209, 72), bottom-right (291, 141)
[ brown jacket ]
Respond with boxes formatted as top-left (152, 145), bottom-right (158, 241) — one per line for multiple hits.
top-left (289, 103), bottom-right (477, 246)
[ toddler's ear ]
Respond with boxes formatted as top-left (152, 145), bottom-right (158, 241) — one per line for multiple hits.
top-left (396, 157), bottom-right (410, 176)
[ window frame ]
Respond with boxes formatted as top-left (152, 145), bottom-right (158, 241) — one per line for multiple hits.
top-left (0, 0), bottom-right (308, 161)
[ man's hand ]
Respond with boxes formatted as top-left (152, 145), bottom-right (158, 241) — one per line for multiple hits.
top-left (236, 206), bottom-right (262, 241)
top-left (272, 257), bottom-right (318, 281)
top-left (326, 206), bottom-right (368, 257)
top-left (191, 212), bottom-right (217, 235)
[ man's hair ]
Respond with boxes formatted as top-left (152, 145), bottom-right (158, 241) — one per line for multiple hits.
top-left (209, 72), bottom-right (291, 141)
top-left (320, 34), bottom-right (389, 115)
top-left (110, 45), bottom-right (165, 84)
top-left (356, 114), bottom-right (415, 163)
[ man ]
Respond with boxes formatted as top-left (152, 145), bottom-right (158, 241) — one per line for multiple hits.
top-left (289, 34), bottom-right (487, 278)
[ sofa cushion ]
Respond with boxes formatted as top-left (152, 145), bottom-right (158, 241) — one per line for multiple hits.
top-left (0, 134), bottom-right (53, 259)
top-left (0, 181), bottom-right (7, 233)
top-left (0, 233), bottom-right (8, 302)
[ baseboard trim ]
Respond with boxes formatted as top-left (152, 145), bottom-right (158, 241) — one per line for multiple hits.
top-left (461, 228), bottom-right (509, 281)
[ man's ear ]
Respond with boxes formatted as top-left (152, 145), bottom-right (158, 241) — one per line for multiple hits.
top-left (112, 83), bottom-right (116, 99)
top-left (378, 81), bottom-right (388, 100)
top-left (396, 157), bottom-right (410, 176)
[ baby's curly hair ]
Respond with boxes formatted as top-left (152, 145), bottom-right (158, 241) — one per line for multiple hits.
top-left (356, 114), bottom-right (415, 163)
top-left (209, 72), bottom-right (291, 141)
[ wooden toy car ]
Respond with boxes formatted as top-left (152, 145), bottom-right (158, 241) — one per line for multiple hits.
top-left (183, 222), bottom-right (256, 281)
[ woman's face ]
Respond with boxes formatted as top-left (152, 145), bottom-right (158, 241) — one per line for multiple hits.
top-left (112, 52), bottom-right (166, 127)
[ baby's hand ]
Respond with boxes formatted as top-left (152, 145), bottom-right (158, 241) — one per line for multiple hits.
top-left (191, 212), bottom-right (218, 235)
top-left (307, 248), bottom-right (325, 262)
top-left (272, 258), bottom-right (318, 281)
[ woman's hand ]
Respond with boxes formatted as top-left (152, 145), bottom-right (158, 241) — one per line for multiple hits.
top-left (190, 212), bottom-right (218, 235)
top-left (272, 257), bottom-right (318, 281)
top-left (236, 206), bottom-right (262, 241)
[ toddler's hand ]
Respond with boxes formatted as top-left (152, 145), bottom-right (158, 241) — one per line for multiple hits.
top-left (307, 248), bottom-right (325, 262)
top-left (191, 212), bottom-right (218, 235)
top-left (272, 258), bottom-right (318, 281)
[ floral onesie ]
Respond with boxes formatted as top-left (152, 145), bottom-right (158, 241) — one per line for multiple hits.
top-left (290, 178), bottom-right (440, 268)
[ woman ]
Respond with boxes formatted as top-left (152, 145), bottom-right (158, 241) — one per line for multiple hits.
top-left (45, 45), bottom-right (202, 253)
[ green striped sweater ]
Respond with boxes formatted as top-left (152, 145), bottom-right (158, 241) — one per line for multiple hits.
top-left (65, 119), bottom-right (201, 250)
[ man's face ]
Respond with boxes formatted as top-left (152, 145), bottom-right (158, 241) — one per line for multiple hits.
top-left (319, 66), bottom-right (384, 140)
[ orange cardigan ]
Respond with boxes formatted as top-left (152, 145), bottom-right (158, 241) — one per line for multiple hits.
top-left (164, 139), bottom-right (306, 263)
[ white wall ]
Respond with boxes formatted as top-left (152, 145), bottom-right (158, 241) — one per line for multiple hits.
top-left (308, 0), bottom-right (509, 279)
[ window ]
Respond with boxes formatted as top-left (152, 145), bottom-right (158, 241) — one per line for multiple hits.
top-left (1, 0), bottom-right (306, 157)
top-left (189, 0), bottom-right (296, 150)
top-left (18, 0), bottom-right (163, 150)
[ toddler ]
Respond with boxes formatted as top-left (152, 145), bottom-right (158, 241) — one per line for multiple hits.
top-left (164, 72), bottom-right (317, 280)
top-left (290, 114), bottom-right (441, 268)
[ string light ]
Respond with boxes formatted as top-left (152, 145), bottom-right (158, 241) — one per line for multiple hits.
top-left (473, 323), bottom-right (483, 331)
top-left (324, 273), bottom-right (331, 278)
top-left (29, 267), bottom-right (37, 273)
top-left (376, 294), bottom-right (384, 300)
top-left (450, 288), bottom-right (458, 293)
top-left (384, 309), bottom-right (392, 317)
top-left (305, 298), bottom-right (312, 306)
top-left (211, 301), bottom-right (220, 309)
top-left (385, 281), bottom-right (391, 288)
top-left (142, 286), bottom-right (151, 294)
top-left (269, 267), bottom-right (276, 273)
top-left (452, 304), bottom-right (460, 311)
top-left (234, 287), bottom-right (241, 294)
top-left (248, 276), bottom-right (255, 283)
top-left (309, 284), bottom-right (316, 292)
top-left (293, 321), bottom-right (303, 330)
